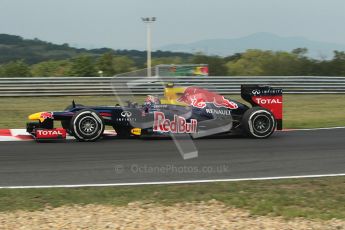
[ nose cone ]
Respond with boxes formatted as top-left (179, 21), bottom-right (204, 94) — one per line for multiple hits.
top-left (28, 112), bottom-right (52, 122)
top-left (28, 112), bottom-right (42, 121)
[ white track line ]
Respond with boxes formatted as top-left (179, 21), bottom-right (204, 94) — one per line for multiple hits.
top-left (1, 173), bottom-right (345, 189)
top-left (282, 126), bottom-right (345, 131)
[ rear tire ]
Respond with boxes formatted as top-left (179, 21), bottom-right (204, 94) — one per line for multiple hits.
top-left (70, 109), bottom-right (104, 142)
top-left (242, 107), bottom-right (276, 138)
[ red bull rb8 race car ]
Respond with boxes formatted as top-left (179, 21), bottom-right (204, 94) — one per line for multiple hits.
top-left (26, 84), bottom-right (283, 141)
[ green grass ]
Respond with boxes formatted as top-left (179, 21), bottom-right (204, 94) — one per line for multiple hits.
top-left (0, 177), bottom-right (344, 220)
top-left (0, 96), bottom-right (127, 128)
top-left (0, 94), bottom-right (344, 129)
top-left (283, 94), bottom-right (345, 128)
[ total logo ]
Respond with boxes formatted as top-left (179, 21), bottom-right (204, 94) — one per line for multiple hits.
top-left (37, 130), bottom-right (64, 136)
top-left (153, 112), bottom-right (197, 133)
top-left (254, 97), bottom-right (282, 104)
top-left (35, 128), bottom-right (67, 139)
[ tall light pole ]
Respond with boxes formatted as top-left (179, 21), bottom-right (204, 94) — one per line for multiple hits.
top-left (141, 17), bottom-right (156, 77)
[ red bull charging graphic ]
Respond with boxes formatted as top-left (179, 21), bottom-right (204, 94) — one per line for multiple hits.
top-left (177, 87), bottom-right (238, 109)
top-left (40, 112), bottom-right (53, 120)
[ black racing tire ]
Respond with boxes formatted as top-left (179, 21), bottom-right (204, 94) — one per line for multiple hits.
top-left (70, 109), bottom-right (104, 142)
top-left (242, 107), bottom-right (276, 138)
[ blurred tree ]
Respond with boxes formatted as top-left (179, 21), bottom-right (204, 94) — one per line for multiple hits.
top-left (30, 60), bottom-right (72, 77)
top-left (333, 51), bottom-right (345, 60)
top-left (226, 49), bottom-right (316, 76)
top-left (68, 55), bottom-right (97, 77)
top-left (151, 56), bottom-right (183, 66)
top-left (224, 53), bottom-right (242, 62)
top-left (96, 53), bottom-right (135, 76)
top-left (96, 52), bottom-right (116, 76)
top-left (113, 56), bottom-right (135, 75)
top-left (0, 60), bottom-right (31, 77)
top-left (226, 50), bottom-right (268, 75)
top-left (328, 51), bottom-right (345, 76)
top-left (262, 51), bottom-right (301, 75)
top-left (292, 48), bottom-right (308, 57)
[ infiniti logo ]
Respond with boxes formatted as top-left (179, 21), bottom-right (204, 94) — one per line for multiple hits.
top-left (252, 89), bottom-right (261, 95)
top-left (121, 111), bottom-right (132, 117)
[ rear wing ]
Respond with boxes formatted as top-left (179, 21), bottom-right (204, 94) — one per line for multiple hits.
top-left (241, 85), bottom-right (283, 130)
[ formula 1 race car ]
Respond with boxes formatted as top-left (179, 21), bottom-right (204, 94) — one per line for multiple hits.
top-left (26, 84), bottom-right (283, 141)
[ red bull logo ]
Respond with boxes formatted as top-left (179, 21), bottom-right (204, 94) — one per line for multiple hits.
top-left (40, 112), bottom-right (53, 120)
top-left (177, 87), bottom-right (238, 109)
top-left (153, 112), bottom-right (197, 133)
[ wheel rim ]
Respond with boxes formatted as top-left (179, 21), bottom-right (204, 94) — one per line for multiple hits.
top-left (79, 116), bottom-right (98, 135)
top-left (252, 115), bottom-right (271, 134)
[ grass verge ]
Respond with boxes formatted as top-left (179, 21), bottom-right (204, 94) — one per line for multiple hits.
top-left (0, 94), bottom-right (345, 129)
top-left (0, 177), bottom-right (344, 220)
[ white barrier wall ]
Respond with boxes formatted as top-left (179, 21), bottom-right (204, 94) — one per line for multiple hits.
top-left (0, 76), bottom-right (344, 96)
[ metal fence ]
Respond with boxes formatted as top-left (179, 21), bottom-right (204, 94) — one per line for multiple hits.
top-left (0, 76), bottom-right (345, 97)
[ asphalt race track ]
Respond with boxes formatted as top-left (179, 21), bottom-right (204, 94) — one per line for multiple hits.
top-left (0, 128), bottom-right (344, 187)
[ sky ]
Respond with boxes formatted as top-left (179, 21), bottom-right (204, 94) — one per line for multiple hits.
top-left (1, 0), bottom-right (345, 50)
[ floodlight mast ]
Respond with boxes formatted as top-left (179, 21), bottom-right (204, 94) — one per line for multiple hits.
top-left (141, 17), bottom-right (156, 77)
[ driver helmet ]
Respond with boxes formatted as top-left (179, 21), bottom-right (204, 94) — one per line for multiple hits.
top-left (144, 95), bottom-right (160, 105)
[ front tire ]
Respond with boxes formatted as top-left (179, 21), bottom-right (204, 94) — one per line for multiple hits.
top-left (242, 107), bottom-right (276, 138)
top-left (70, 109), bottom-right (104, 142)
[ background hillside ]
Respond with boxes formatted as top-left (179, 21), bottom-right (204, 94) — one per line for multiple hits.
top-left (0, 33), bottom-right (344, 77)
top-left (0, 34), bottom-right (192, 66)
top-left (160, 33), bottom-right (345, 59)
